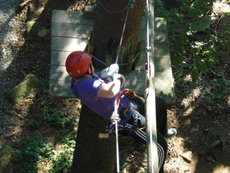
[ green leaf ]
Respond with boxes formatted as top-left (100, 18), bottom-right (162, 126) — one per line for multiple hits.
top-left (190, 18), bottom-right (212, 33)
top-left (38, 29), bottom-right (50, 37)
top-left (196, 59), bottom-right (208, 73)
top-left (191, 68), bottom-right (199, 82)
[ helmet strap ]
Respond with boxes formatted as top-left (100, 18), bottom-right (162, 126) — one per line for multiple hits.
top-left (88, 63), bottom-right (94, 75)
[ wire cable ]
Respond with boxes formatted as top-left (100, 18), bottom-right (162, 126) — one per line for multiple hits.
top-left (115, 1), bottom-right (132, 64)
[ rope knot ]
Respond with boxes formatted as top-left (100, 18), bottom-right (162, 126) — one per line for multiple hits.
top-left (111, 111), bottom-right (120, 124)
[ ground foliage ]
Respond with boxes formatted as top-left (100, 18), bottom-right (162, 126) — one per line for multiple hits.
top-left (0, 0), bottom-right (230, 173)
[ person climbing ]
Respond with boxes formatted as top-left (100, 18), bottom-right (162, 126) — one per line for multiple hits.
top-left (65, 50), bottom-right (176, 172)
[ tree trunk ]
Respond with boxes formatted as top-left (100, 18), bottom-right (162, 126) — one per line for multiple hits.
top-left (71, 105), bottom-right (116, 173)
top-left (72, 1), bottom-right (145, 172)
top-left (91, 0), bottom-right (145, 72)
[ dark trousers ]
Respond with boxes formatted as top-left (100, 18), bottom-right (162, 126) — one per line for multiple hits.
top-left (126, 96), bottom-right (168, 173)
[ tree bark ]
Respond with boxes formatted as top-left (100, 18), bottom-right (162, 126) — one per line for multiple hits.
top-left (72, 1), bottom-right (145, 172)
top-left (91, 0), bottom-right (145, 72)
top-left (71, 105), bottom-right (116, 173)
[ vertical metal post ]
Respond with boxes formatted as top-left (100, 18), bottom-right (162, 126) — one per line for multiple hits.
top-left (145, 0), bottom-right (158, 172)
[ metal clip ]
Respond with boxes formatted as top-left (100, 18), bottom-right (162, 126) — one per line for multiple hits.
top-left (146, 46), bottom-right (152, 51)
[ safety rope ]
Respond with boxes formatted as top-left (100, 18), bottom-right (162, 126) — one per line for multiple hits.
top-left (92, 55), bottom-right (106, 66)
top-left (111, 91), bottom-right (122, 173)
top-left (109, 1), bottom-right (135, 172)
top-left (145, 0), bottom-right (159, 172)
top-left (146, 0), bottom-right (152, 84)
top-left (115, 0), bottom-right (135, 64)
top-left (92, 0), bottom-right (136, 67)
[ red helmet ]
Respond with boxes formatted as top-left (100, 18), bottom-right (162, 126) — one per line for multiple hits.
top-left (65, 51), bottom-right (92, 77)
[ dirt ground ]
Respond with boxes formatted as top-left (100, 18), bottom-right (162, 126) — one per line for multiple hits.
top-left (0, 0), bottom-right (229, 173)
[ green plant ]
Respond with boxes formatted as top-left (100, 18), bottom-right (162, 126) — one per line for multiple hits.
top-left (5, 75), bottom-right (48, 103)
top-left (28, 108), bottom-right (65, 129)
top-left (153, 0), bottom-right (230, 118)
top-left (15, 136), bottom-right (47, 173)
top-left (50, 148), bottom-right (74, 173)
top-left (155, 0), bottom-right (227, 83)
top-left (14, 135), bottom-right (76, 173)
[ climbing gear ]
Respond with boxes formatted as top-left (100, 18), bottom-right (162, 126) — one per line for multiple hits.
top-left (92, 55), bottom-right (106, 66)
top-left (164, 128), bottom-right (177, 138)
top-left (100, 63), bottom-right (119, 79)
top-left (107, 107), bottom-right (146, 133)
top-left (102, 1), bottom-right (135, 172)
top-left (120, 89), bottom-right (145, 101)
top-left (113, 74), bottom-right (126, 88)
top-left (99, 63), bottom-right (126, 87)
top-left (115, 0), bottom-right (135, 64)
top-left (110, 88), bottom-right (133, 173)
top-left (65, 51), bottom-right (92, 77)
top-left (106, 123), bottom-right (124, 133)
top-left (145, 0), bottom-right (159, 172)
top-left (110, 89), bottom-right (122, 173)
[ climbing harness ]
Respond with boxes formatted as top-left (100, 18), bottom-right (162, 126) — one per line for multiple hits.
top-left (110, 89), bottom-right (140, 173)
top-left (107, 89), bottom-right (145, 132)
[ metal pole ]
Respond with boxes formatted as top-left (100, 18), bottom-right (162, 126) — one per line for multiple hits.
top-left (145, 0), bottom-right (158, 172)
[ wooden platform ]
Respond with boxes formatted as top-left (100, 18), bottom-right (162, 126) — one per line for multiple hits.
top-left (49, 10), bottom-right (94, 97)
top-left (124, 17), bottom-right (175, 104)
top-left (49, 10), bottom-right (175, 104)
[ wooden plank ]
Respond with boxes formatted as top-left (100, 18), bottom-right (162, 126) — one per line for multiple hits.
top-left (140, 18), bottom-right (167, 35)
top-left (155, 18), bottom-right (168, 32)
top-left (154, 30), bottom-right (169, 45)
top-left (49, 9), bottom-right (174, 103)
top-left (52, 10), bottom-right (94, 25)
top-left (51, 51), bottom-right (71, 65)
top-left (51, 37), bottom-right (88, 52)
top-left (49, 79), bottom-right (73, 97)
top-left (124, 69), bottom-right (174, 103)
top-left (52, 22), bottom-right (93, 38)
top-left (125, 17), bottom-right (175, 104)
top-left (50, 65), bottom-right (69, 81)
top-left (135, 44), bottom-right (170, 71)
top-left (49, 10), bottom-right (94, 97)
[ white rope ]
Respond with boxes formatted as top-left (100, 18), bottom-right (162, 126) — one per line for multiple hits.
top-left (145, 0), bottom-right (159, 172)
top-left (115, 0), bottom-right (134, 64)
top-left (110, 1), bottom-right (135, 172)
top-left (115, 121), bottom-right (120, 173)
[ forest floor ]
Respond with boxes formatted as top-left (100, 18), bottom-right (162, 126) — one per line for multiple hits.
top-left (0, 0), bottom-right (229, 173)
